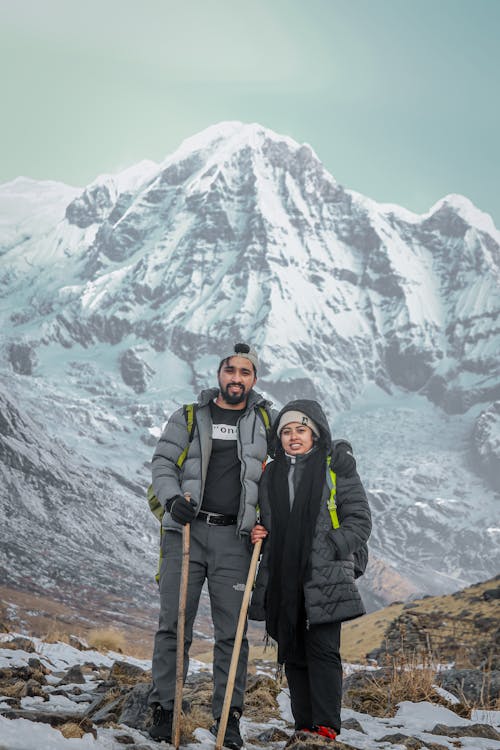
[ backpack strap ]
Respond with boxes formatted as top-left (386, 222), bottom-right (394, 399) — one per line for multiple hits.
top-left (257, 404), bottom-right (271, 436)
top-left (148, 403), bottom-right (198, 523)
top-left (257, 404), bottom-right (272, 472)
top-left (149, 402), bottom-right (198, 583)
top-left (176, 403), bottom-right (197, 468)
top-left (326, 454), bottom-right (369, 578)
top-left (326, 455), bottom-right (340, 529)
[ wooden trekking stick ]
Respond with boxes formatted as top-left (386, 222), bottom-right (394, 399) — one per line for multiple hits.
top-left (215, 538), bottom-right (263, 750)
top-left (172, 492), bottom-right (191, 750)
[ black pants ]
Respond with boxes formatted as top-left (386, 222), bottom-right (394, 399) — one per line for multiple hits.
top-left (285, 621), bottom-right (342, 733)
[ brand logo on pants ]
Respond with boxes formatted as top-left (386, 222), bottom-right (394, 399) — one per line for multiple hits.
top-left (233, 583), bottom-right (245, 591)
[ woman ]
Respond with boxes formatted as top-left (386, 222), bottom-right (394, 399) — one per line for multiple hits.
top-left (249, 399), bottom-right (371, 745)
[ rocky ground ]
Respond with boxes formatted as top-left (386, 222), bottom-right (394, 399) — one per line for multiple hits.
top-left (1, 631), bottom-right (499, 750)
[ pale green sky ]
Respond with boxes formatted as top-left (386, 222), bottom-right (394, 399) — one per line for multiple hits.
top-left (1, 0), bottom-right (499, 225)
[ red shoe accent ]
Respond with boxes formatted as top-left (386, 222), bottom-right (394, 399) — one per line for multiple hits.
top-left (315, 725), bottom-right (337, 740)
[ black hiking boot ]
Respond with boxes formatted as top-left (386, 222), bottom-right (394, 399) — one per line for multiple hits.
top-left (148, 704), bottom-right (173, 742)
top-left (210, 708), bottom-right (243, 749)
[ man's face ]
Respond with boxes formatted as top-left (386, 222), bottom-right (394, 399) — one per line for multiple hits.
top-left (217, 356), bottom-right (257, 406)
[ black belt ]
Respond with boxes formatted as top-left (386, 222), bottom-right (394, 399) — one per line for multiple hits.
top-left (197, 510), bottom-right (238, 526)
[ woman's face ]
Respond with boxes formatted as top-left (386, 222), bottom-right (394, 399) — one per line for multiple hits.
top-left (280, 422), bottom-right (314, 455)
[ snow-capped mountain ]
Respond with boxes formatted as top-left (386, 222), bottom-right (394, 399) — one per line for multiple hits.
top-left (1, 122), bottom-right (499, 619)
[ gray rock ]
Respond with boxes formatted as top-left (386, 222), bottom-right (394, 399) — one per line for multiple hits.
top-left (119, 348), bottom-right (155, 393)
top-left (436, 668), bottom-right (500, 703)
top-left (118, 682), bottom-right (152, 729)
top-left (69, 635), bottom-right (90, 651)
top-left (2, 636), bottom-right (35, 653)
top-left (0, 707), bottom-right (91, 725)
top-left (256, 726), bottom-right (289, 742)
top-left (385, 340), bottom-right (434, 391)
top-left (7, 342), bottom-right (37, 375)
top-left (422, 203), bottom-right (469, 238)
top-left (284, 732), bottom-right (358, 749)
top-left (83, 690), bottom-right (110, 717)
top-left (91, 695), bottom-right (124, 724)
top-left (377, 735), bottom-right (423, 748)
top-left (20, 678), bottom-right (47, 698)
top-left (58, 664), bottom-right (86, 685)
top-left (66, 182), bottom-right (115, 228)
top-left (472, 401), bottom-right (500, 491)
top-left (113, 734), bottom-right (136, 745)
top-left (341, 718), bottom-right (366, 733)
top-left (431, 722), bottom-right (500, 740)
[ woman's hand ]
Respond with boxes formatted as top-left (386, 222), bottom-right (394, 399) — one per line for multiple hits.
top-left (251, 524), bottom-right (268, 544)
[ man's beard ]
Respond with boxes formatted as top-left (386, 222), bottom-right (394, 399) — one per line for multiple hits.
top-left (219, 382), bottom-right (249, 405)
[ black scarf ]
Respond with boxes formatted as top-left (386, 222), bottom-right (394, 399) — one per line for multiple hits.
top-left (265, 447), bottom-right (326, 663)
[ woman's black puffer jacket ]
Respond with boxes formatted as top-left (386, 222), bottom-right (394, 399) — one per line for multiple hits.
top-left (249, 399), bottom-right (371, 626)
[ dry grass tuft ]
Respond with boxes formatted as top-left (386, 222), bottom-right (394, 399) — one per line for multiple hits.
top-left (43, 623), bottom-right (73, 645)
top-left (0, 681), bottom-right (26, 698)
top-left (86, 627), bottom-right (127, 653)
top-left (1, 641), bottom-right (19, 652)
top-left (181, 705), bottom-right (213, 742)
top-left (59, 723), bottom-right (86, 739)
top-left (58, 718), bottom-right (96, 739)
top-left (345, 653), bottom-right (472, 718)
top-left (244, 674), bottom-right (281, 721)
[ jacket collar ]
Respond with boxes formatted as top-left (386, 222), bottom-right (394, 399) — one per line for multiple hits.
top-left (284, 444), bottom-right (320, 466)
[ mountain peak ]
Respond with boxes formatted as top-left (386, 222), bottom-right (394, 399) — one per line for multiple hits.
top-left (165, 120), bottom-right (320, 167)
top-left (427, 193), bottom-right (499, 237)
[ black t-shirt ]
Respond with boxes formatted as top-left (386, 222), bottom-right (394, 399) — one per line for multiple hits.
top-left (201, 401), bottom-right (245, 515)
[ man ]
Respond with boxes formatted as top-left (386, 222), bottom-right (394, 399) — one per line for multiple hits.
top-left (148, 343), bottom-right (274, 749)
top-left (148, 343), bottom-right (356, 748)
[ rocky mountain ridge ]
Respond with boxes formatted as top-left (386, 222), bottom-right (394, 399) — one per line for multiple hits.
top-left (0, 121), bottom-right (499, 618)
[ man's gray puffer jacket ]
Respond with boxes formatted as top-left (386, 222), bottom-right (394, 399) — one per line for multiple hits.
top-left (249, 399), bottom-right (372, 626)
top-left (151, 387), bottom-right (274, 536)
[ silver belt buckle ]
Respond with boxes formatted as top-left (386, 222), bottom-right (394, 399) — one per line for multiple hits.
top-left (203, 510), bottom-right (221, 524)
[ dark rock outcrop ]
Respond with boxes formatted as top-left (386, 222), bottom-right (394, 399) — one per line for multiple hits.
top-left (119, 348), bottom-right (155, 393)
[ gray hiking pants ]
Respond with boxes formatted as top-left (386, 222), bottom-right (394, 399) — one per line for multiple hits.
top-left (149, 518), bottom-right (252, 718)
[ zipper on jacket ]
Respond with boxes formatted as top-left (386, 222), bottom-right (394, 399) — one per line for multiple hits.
top-left (236, 411), bottom-right (248, 532)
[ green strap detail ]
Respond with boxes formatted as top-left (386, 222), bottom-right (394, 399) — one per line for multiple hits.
top-left (176, 403), bottom-right (195, 469)
top-left (147, 402), bottom-right (197, 526)
top-left (148, 402), bottom-right (198, 583)
top-left (257, 405), bottom-right (271, 435)
top-left (147, 483), bottom-right (164, 522)
top-left (155, 527), bottom-right (163, 584)
top-left (326, 455), bottom-right (340, 529)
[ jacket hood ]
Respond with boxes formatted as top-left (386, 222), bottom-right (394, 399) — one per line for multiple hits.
top-left (270, 399), bottom-right (332, 455)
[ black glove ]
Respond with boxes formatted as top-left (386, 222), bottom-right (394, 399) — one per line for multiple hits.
top-left (331, 439), bottom-right (356, 477)
top-left (168, 495), bottom-right (196, 525)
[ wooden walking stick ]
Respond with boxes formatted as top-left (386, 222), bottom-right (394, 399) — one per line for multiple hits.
top-left (215, 538), bottom-right (263, 750)
top-left (172, 492), bottom-right (192, 750)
